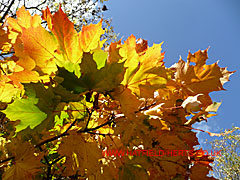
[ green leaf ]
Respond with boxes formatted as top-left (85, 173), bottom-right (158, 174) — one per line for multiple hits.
top-left (2, 95), bottom-right (47, 133)
top-left (54, 106), bottom-right (69, 127)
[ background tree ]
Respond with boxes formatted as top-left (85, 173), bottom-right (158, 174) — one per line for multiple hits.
top-left (208, 127), bottom-right (240, 180)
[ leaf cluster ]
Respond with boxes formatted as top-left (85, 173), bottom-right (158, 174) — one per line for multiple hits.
top-left (0, 5), bottom-right (235, 180)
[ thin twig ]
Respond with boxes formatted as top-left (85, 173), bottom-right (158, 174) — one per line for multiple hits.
top-left (80, 113), bottom-right (115, 133)
top-left (36, 132), bottom-right (69, 148)
top-left (50, 156), bottom-right (64, 166)
top-left (84, 107), bottom-right (93, 131)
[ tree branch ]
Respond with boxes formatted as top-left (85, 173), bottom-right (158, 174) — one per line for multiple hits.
top-left (0, 156), bottom-right (14, 165)
top-left (0, 0), bottom-right (15, 23)
top-left (36, 118), bottom-right (82, 148)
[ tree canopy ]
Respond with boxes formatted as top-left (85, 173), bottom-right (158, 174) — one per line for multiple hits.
top-left (208, 127), bottom-right (240, 180)
top-left (0, 5), bottom-right (235, 180)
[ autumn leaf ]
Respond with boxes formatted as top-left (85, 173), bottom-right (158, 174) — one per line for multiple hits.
top-left (0, 5), bottom-right (235, 180)
top-left (19, 25), bottom-right (59, 75)
top-left (106, 40), bottom-right (123, 63)
top-left (58, 52), bottom-right (125, 94)
top-left (42, 6), bottom-right (82, 75)
top-left (170, 49), bottom-right (235, 96)
top-left (117, 35), bottom-right (168, 98)
top-left (205, 102), bottom-right (221, 112)
top-left (58, 131), bottom-right (102, 177)
top-left (181, 94), bottom-right (203, 113)
top-left (190, 163), bottom-right (217, 180)
top-left (5, 6), bottom-right (42, 48)
top-left (0, 27), bottom-right (11, 53)
top-left (79, 19), bottom-right (105, 52)
top-left (110, 85), bottom-right (141, 119)
top-left (2, 141), bottom-right (43, 180)
top-left (0, 82), bottom-right (20, 103)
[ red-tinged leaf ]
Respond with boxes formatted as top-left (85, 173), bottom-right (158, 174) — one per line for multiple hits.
top-left (6, 6), bottom-right (42, 45)
top-left (50, 6), bottom-right (82, 64)
top-left (41, 7), bottom-right (53, 31)
top-left (106, 40), bottom-right (122, 63)
top-left (136, 38), bottom-right (148, 54)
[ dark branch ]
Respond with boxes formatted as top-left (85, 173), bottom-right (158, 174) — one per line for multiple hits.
top-left (0, 0), bottom-right (15, 23)
top-left (0, 156), bottom-right (14, 165)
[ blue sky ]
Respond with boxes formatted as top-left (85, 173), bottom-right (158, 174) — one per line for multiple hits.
top-left (104, 0), bottom-right (240, 145)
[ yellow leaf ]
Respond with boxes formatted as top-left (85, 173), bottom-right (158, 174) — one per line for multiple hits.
top-left (79, 20), bottom-right (105, 52)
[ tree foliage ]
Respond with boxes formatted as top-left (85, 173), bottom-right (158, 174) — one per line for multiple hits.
top-left (0, 0), bottom-right (116, 54)
top-left (208, 127), bottom-right (240, 180)
top-left (0, 6), bottom-right (235, 180)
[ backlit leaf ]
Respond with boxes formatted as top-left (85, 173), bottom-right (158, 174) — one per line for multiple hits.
top-left (2, 88), bottom-right (47, 132)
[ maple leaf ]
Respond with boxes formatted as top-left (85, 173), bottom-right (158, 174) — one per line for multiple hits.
top-left (170, 49), bottom-right (235, 96)
top-left (4, 7), bottom-right (58, 88)
top-left (110, 85), bottom-right (141, 119)
top-left (181, 94), bottom-right (203, 113)
top-left (5, 6), bottom-right (42, 53)
top-left (2, 140), bottom-right (43, 180)
top-left (3, 6), bottom-right (108, 86)
top-left (0, 54), bottom-right (40, 90)
top-left (42, 6), bottom-right (82, 75)
top-left (79, 19), bottom-right (105, 52)
top-left (58, 52), bottom-right (125, 94)
top-left (2, 86), bottom-right (47, 132)
top-left (58, 131), bottom-right (102, 177)
top-left (117, 35), bottom-right (168, 98)
top-left (19, 83), bottom-right (65, 133)
top-left (106, 40), bottom-right (123, 63)
top-left (19, 26), bottom-right (59, 75)
top-left (0, 5), bottom-right (235, 180)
